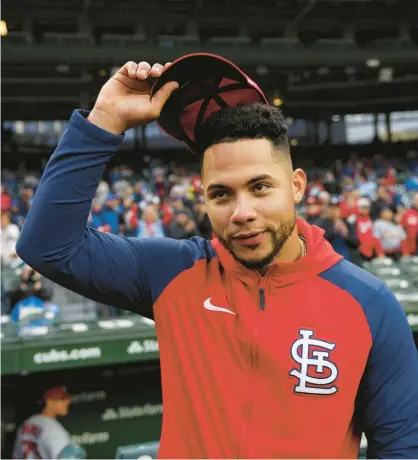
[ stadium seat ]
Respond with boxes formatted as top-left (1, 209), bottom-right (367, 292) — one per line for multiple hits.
top-left (3, 31), bottom-right (32, 45)
top-left (368, 38), bottom-right (417, 50)
top-left (42, 32), bottom-right (94, 47)
top-left (259, 37), bottom-right (302, 49)
top-left (311, 39), bottom-right (358, 51)
top-left (156, 35), bottom-right (200, 48)
top-left (384, 278), bottom-right (412, 290)
top-left (370, 266), bottom-right (401, 278)
top-left (399, 263), bottom-right (418, 276)
top-left (206, 36), bottom-right (252, 48)
top-left (100, 33), bottom-right (146, 47)
top-left (369, 257), bottom-right (394, 267)
top-left (1, 266), bottom-right (20, 292)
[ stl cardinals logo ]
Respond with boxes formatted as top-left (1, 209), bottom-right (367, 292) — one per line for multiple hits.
top-left (289, 329), bottom-right (338, 395)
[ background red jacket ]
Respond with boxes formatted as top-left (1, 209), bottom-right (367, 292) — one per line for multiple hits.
top-left (355, 215), bottom-right (384, 258)
top-left (401, 208), bottom-right (418, 255)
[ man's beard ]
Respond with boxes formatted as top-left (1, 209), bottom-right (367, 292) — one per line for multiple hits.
top-left (215, 211), bottom-right (296, 270)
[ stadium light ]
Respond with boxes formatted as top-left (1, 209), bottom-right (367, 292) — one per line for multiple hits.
top-left (0, 20), bottom-right (8, 37)
top-left (366, 58), bottom-right (380, 68)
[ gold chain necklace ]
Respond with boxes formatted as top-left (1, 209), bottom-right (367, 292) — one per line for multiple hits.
top-left (298, 236), bottom-right (307, 258)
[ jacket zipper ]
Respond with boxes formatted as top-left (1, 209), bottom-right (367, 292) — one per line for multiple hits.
top-left (237, 278), bottom-right (267, 457)
top-left (259, 287), bottom-right (266, 310)
top-left (259, 275), bottom-right (267, 310)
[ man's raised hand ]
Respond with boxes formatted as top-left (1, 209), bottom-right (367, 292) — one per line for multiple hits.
top-left (88, 61), bottom-right (178, 135)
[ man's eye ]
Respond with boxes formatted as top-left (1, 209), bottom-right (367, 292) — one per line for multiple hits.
top-left (253, 183), bottom-right (269, 192)
top-left (213, 191), bottom-right (228, 199)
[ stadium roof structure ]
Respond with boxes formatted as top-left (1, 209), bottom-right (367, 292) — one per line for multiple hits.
top-left (2, 0), bottom-right (418, 121)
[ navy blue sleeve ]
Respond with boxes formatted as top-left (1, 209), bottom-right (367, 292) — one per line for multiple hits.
top-left (16, 110), bottom-right (213, 318)
top-left (357, 285), bottom-right (418, 458)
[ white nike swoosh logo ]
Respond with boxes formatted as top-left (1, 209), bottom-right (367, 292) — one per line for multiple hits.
top-left (203, 298), bottom-right (236, 316)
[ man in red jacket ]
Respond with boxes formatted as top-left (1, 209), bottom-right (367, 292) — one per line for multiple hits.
top-left (401, 192), bottom-right (418, 255)
top-left (16, 60), bottom-right (418, 459)
top-left (353, 197), bottom-right (384, 261)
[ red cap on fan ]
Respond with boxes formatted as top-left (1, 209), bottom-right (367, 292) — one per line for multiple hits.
top-left (151, 53), bottom-right (268, 153)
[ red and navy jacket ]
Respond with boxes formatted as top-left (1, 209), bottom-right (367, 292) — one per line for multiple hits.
top-left (17, 111), bottom-right (418, 459)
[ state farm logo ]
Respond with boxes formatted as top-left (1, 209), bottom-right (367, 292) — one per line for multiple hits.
top-left (102, 404), bottom-right (163, 421)
top-left (127, 339), bottom-right (159, 355)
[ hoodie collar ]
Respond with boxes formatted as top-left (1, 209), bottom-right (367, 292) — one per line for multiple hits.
top-left (211, 218), bottom-right (343, 288)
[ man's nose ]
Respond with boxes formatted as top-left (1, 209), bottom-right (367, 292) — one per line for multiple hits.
top-left (231, 196), bottom-right (257, 225)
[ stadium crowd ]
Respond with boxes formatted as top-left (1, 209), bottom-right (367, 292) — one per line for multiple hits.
top-left (2, 151), bottom-right (418, 312)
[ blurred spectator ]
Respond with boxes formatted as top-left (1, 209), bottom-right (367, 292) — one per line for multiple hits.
top-left (167, 210), bottom-right (199, 240)
top-left (133, 181), bottom-right (146, 202)
top-left (373, 207), bottom-right (409, 259)
top-left (405, 170), bottom-right (418, 191)
top-left (121, 196), bottom-right (138, 237)
top-left (356, 173), bottom-right (377, 199)
top-left (348, 197), bottom-right (384, 262)
top-left (169, 196), bottom-right (194, 219)
top-left (193, 197), bottom-right (212, 240)
top-left (154, 173), bottom-right (168, 198)
top-left (95, 180), bottom-right (110, 207)
top-left (9, 265), bottom-right (53, 309)
top-left (305, 196), bottom-right (323, 226)
top-left (339, 185), bottom-right (358, 220)
top-left (401, 192), bottom-right (418, 255)
top-left (88, 201), bottom-right (111, 233)
top-left (318, 191), bottom-right (331, 207)
top-left (137, 205), bottom-right (165, 238)
top-left (324, 200), bottom-right (359, 262)
top-left (1, 185), bottom-right (12, 211)
top-left (305, 172), bottom-right (325, 197)
top-left (1, 211), bottom-right (20, 267)
top-left (161, 197), bottom-right (175, 228)
top-left (370, 185), bottom-right (394, 220)
top-left (322, 172), bottom-right (340, 195)
top-left (103, 193), bottom-right (122, 234)
top-left (10, 186), bottom-right (33, 228)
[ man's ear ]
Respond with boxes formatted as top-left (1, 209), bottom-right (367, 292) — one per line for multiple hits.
top-left (292, 168), bottom-right (307, 205)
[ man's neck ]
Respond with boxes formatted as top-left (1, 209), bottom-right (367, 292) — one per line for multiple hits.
top-left (257, 230), bottom-right (303, 275)
top-left (41, 408), bottom-right (56, 418)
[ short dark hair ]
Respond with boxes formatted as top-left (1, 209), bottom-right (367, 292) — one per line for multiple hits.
top-left (195, 103), bottom-right (290, 158)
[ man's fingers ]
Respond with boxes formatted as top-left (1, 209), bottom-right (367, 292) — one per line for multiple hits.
top-left (118, 61), bottom-right (169, 81)
top-left (127, 62), bottom-right (138, 78)
top-left (150, 63), bottom-right (165, 78)
top-left (136, 61), bottom-right (151, 80)
top-left (151, 81), bottom-right (179, 115)
top-left (118, 61), bottom-right (137, 78)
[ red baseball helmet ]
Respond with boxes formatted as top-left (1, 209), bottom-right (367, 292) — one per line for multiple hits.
top-left (151, 53), bottom-right (268, 153)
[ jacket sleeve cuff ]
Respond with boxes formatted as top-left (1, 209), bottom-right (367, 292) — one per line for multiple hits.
top-left (70, 109), bottom-right (125, 147)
